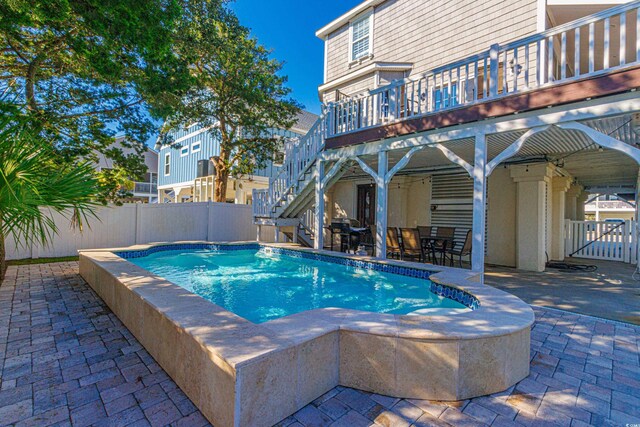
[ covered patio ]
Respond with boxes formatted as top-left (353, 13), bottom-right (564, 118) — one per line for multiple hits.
top-left (313, 91), bottom-right (640, 278)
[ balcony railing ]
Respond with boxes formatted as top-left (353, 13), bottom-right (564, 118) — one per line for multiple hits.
top-left (133, 182), bottom-right (158, 194)
top-left (327, 1), bottom-right (640, 137)
top-left (252, 111), bottom-right (327, 218)
top-left (585, 200), bottom-right (635, 210)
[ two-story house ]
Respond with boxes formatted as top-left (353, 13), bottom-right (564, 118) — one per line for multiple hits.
top-left (254, 0), bottom-right (640, 273)
top-left (156, 110), bottom-right (318, 204)
top-left (94, 136), bottom-right (159, 203)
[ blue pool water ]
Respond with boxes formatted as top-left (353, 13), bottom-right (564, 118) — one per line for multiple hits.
top-left (128, 248), bottom-right (467, 323)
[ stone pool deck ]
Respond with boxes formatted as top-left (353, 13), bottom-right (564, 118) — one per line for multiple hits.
top-left (1, 262), bottom-right (639, 427)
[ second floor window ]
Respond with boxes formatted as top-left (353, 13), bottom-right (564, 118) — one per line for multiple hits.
top-left (191, 141), bottom-right (201, 154)
top-left (164, 153), bottom-right (170, 176)
top-left (350, 13), bottom-right (372, 61)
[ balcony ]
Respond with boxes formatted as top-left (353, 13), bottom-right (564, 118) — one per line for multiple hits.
top-left (133, 182), bottom-right (158, 195)
top-left (325, 1), bottom-right (640, 147)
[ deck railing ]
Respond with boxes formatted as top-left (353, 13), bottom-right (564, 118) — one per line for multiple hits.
top-left (253, 112), bottom-right (328, 218)
top-left (328, 1), bottom-right (640, 137)
top-left (253, 113), bottom-right (326, 217)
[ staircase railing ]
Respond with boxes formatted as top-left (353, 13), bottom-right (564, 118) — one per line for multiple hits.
top-left (327, 1), bottom-right (640, 137)
top-left (253, 112), bottom-right (328, 218)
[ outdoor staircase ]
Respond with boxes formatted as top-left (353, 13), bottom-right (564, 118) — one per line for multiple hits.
top-left (253, 113), bottom-right (348, 245)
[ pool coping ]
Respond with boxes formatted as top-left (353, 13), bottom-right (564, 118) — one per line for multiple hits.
top-left (79, 241), bottom-right (534, 427)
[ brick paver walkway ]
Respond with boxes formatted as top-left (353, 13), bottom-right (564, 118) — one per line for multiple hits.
top-left (1, 262), bottom-right (639, 427)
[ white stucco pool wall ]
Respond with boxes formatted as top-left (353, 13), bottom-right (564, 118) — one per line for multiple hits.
top-left (79, 241), bottom-right (534, 427)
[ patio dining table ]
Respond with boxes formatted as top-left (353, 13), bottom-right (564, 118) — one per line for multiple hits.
top-left (420, 235), bottom-right (455, 265)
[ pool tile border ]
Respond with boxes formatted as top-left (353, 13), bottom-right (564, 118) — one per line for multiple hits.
top-left (114, 243), bottom-right (479, 310)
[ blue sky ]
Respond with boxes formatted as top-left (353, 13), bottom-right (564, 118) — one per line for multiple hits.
top-left (232, 0), bottom-right (362, 114)
top-left (144, 0), bottom-right (362, 146)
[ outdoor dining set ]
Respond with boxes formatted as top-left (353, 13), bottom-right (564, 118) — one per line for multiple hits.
top-left (326, 219), bottom-right (472, 267)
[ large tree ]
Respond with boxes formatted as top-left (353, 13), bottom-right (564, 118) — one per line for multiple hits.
top-left (0, 0), bottom-right (191, 200)
top-left (161, 1), bottom-right (301, 202)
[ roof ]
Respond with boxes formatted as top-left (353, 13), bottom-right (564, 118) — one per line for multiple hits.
top-left (316, 0), bottom-right (387, 39)
top-left (290, 110), bottom-right (319, 135)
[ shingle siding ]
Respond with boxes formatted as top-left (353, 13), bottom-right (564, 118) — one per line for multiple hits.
top-left (322, 0), bottom-right (539, 101)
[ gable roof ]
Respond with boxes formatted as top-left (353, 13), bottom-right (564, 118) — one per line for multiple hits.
top-left (316, 0), bottom-right (387, 39)
top-left (291, 110), bottom-right (319, 134)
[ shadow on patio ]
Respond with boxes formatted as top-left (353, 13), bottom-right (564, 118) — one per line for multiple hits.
top-left (485, 258), bottom-right (640, 325)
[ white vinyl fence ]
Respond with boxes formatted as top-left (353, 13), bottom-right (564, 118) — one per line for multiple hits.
top-left (564, 220), bottom-right (638, 263)
top-left (6, 202), bottom-right (263, 260)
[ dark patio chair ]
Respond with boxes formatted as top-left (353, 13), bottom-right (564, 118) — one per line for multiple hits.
top-left (361, 225), bottom-right (376, 256)
top-left (330, 221), bottom-right (351, 252)
top-left (433, 226), bottom-right (455, 264)
top-left (400, 228), bottom-right (425, 262)
top-left (386, 227), bottom-right (402, 259)
top-left (417, 225), bottom-right (433, 262)
top-left (449, 229), bottom-right (472, 268)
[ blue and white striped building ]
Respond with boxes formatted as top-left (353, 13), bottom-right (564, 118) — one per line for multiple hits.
top-left (156, 111), bottom-right (317, 203)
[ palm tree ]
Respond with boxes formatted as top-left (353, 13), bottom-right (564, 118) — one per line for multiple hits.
top-left (0, 109), bottom-right (100, 279)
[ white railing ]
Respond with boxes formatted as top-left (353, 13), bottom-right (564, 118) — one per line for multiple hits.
top-left (565, 219), bottom-right (637, 263)
top-left (328, 1), bottom-right (640, 136)
top-left (253, 112), bottom-right (328, 218)
top-left (299, 208), bottom-right (316, 237)
top-left (585, 200), bottom-right (635, 210)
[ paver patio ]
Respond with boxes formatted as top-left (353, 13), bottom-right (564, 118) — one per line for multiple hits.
top-left (0, 262), bottom-right (638, 427)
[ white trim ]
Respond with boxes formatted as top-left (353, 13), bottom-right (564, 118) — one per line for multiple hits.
top-left (316, 0), bottom-right (386, 38)
top-left (323, 37), bottom-right (329, 84)
top-left (537, 0), bottom-right (547, 32)
top-left (318, 62), bottom-right (413, 94)
top-left (158, 180), bottom-right (195, 191)
top-left (547, 0), bottom-right (633, 5)
top-left (180, 146), bottom-right (189, 157)
top-left (191, 140), bottom-right (202, 154)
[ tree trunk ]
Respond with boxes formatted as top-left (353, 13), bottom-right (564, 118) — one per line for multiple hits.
top-left (213, 146), bottom-right (230, 202)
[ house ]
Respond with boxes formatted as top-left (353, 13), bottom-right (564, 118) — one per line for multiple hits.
top-left (585, 194), bottom-right (636, 220)
top-left (156, 110), bottom-right (318, 204)
top-left (94, 136), bottom-right (159, 203)
top-left (253, 0), bottom-right (640, 272)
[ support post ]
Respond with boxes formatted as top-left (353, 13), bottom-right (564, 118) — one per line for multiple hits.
top-left (471, 133), bottom-right (487, 276)
top-left (314, 160), bottom-right (325, 250)
top-left (256, 224), bottom-right (261, 242)
top-left (489, 44), bottom-right (500, 98)
top-left (376, 151), bottom-right (389, 258)
top-left (275, 226), bottom-right (280, 243)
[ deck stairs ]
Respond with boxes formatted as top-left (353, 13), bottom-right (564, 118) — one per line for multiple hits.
top-left (253, 113), bottom-right (348, 245)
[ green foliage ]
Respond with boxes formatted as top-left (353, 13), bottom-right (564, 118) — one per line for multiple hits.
top-left (0, 0), bottom-right (191, 200)
top-left (161, 0), bottom-right (301, 201)
top-left (0, 106), bottom-right (100, 277)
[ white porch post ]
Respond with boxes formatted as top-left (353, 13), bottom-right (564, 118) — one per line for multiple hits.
top-left (471, 132), bottom-right (487, 275)
top-left (376, 151), bottom-right (389, 258)
top-left (551, 177), bottom-right (572, 261)
top-left (314, 160), bottom-right (325, 250)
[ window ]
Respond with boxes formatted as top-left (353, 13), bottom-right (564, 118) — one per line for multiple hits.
top-left (350, 13), bottom-right (372, 62)
top-left (434, 83), bottom-right (459, 111)
top-left (164, 153), bottom-right (170, 176)
top-left (180, 146), bottom-right (189, 157)
top-left (191, 141), bottom-right (201, 154)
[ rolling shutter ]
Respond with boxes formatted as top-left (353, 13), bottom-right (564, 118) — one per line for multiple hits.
top-left (430, 173), bottom-right (473, 248)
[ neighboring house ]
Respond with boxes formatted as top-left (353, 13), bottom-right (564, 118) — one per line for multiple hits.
top-left (94, 136), bottom-right (159, 203)
top-left (253, 0), bottom-right (640, 272)
top-left (585, 195), bottom-right (637, 221)
top-left (156, 110), bottom-right (318, 204)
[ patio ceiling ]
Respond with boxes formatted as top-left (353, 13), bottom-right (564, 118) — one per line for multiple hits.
top-left (340, 113), bottom-right (640, 189)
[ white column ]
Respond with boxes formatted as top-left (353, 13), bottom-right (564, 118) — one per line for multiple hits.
top-left (576, 192), bottom-right (588, 221)
top-left (471, 133), bottom-right (487, 275)
top-left (565, 184), bottom-right (582, 220)
top-left (510, 163), bottom-right (554, 272)
top-left (256, 224), bottom-right (261, 242)
top-left (375, 151), bottom-right (389, 258)
top-left (551, 177), bottom-right (572, 261)
top-left (314, 160), bottom-right (325, 250)
top-left (275, 226), bottom-right (280, 243)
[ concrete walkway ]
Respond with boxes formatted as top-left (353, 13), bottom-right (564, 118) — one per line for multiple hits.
top-left (1, 262), bottom-right (639, 426)
top-left (486, 258), bottom-right (640, 325)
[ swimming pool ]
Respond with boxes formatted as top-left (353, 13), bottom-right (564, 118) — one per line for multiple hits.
top-left (82, 242), bottom-right (533, 426)
top-left (126, 245), bottom-right (469, 323)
